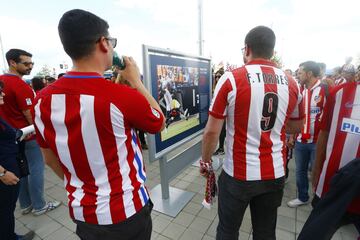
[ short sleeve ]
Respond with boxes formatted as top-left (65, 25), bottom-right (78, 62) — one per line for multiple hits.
top-left (15, 81), bottom-right (35, 111)
top-left (120, 88), bottom-right (164, 134)
top-left (209, 73), bottom-right (233, 119)
top-left (34, 124), bottom-right (49, 148)
top-left (289, 85), bottom-right (305, 120)
top-left (31, 97), bottom-right (49, 148)
top-left (319, 89), bottom-right (336, 132)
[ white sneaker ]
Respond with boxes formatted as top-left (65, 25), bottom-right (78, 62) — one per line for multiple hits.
top-left (287, 198), bottom-right (309, 208)
top-left (32, 200), bottom-right (61, 216)
top-left (21, 205), bottom-right (33, 215)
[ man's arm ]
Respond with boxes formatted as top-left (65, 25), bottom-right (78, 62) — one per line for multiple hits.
top-left (22, 109), bottom-right (34, 125)
top-left (202, 116), bottom-right (225, 163)
top-left (40, 148), bottom-right (64, 180)
top-left (120, 56), bottom-right (165, 130)
top-left (285, 119), bottom-right (304, 134)
top-left (312, 130), bottom-right (329, 190)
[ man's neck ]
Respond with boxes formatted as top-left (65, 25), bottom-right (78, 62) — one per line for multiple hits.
top-left (305, 77), bottom-right (318, 89)
top-left (8, 68), bottom-right (22, 78)
top-left (71, 57), bottom-right (106, 75)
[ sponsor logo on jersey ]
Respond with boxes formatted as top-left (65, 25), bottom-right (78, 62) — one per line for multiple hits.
top-left (345, 102), bottom-right (360, 109)
top-left (341, 117), bottom-right (360, 135)
top-left (151, 107), bottom-right (160, 119)
top-left (310, 107), bottom-right (321, 114)
top-left (25, 98), bottom-right (32, 106)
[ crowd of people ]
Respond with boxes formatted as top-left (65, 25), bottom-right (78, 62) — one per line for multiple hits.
top-left (0, 8), bottom-right (359, 240)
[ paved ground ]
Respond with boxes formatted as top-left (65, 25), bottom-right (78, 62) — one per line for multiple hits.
top-left (14, 141), bottom-right (359, 240)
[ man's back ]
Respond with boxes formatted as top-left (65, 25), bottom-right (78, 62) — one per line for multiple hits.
top-left (316, 81), bottom-right (360, 213)
top-left (210, 59), bottom-right (302, 181)
top-left (33, 72), bottom-right (163, 224)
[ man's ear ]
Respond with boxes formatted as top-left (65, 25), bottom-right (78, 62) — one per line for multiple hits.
top-left (98, 37), bottom-right (110, 53)
top-left (9, 59), bottom-right (17, 68)
top-left (245, 46), bottom-right (251, 57)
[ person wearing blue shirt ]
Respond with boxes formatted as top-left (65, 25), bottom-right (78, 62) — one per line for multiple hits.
top-left (0, 81), bottom-right (34, 240)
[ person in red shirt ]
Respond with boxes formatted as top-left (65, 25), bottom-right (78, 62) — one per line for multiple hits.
top-left (0, 49), bottom-right (61, 216)
top-left (201, 26), bottom-right (304, 240)
top-left (32, 9), bottom-right (165, 240)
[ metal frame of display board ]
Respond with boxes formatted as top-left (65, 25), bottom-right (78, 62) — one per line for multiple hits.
top-left (142, 45), bottom-right (211, 217)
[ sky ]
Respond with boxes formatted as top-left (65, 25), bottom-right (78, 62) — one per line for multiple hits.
top-left (0, 0), bottom-right (359, 78)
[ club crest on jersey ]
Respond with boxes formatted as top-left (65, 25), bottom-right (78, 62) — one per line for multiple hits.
top-left (25, 98), bottom-right (32, 106)
top-left (151, 107), bottom-right (160, 119)
top-left (314, 95), bottom-right (322, 103)
top-left (341, 118), bottom-right (360, 135)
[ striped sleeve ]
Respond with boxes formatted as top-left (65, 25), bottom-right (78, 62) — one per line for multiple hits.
top-left (289, 82), bottom-right (305, 120)
top-left (209, 72), bottom-right (234, 119)
top-left (32, 97), bottom-right (49, 148)
top-left (119, 87), bottom-right (164, 134)
top-left (319, 85), bottom-right (341, 131)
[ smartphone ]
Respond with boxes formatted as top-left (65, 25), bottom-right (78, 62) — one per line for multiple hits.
top-left (113, 51), bottom-right (126, 70)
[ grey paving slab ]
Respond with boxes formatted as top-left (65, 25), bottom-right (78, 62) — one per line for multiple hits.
top-left (152, 215), bottom-right (173, 234)
top-left (188, 217), bottom-right (212, 234)
top-left (162, 222), bottom-right (187, 239)
top-left (13, 149), bottom-right (359, 240)
top-left (182, 201), bottom-right (203, 216)
top-left (173, 211), bottom-right (196, 227)
top-left (277, 213), bottom-right (296, 233)
top-left (179, 228), bottom-right (204, 240)
top-left (43, 227), bottom-right (73, 240)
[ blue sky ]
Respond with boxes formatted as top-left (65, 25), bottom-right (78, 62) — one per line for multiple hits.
top-left (1, 0), bottom-right (359, 77)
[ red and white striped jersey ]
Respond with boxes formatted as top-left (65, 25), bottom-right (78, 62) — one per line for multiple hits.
top-left (335, 77), bottom-right (346, 86)
top-left (297, 80), bottom-right (328, 143)
top-left (315, 81), bottom-right (360, 214)
top-left (210, 59), bottom-right (304, 181)
top-left (32, 72), bottom-right (164, 225)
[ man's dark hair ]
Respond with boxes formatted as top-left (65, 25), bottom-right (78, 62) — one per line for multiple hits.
top-left (58, 9), bottom-right (109, 60)
top-left (31, 77), bottom-right (46, 92)
top-left (58, 73), bottom-right (66, 79)
top-left (318, 62), bottom-right (326, 71)
top-left (5, 49), bottom-right (32, 65)
top-left (45, 76), bottom-right (56, 83)
top-left (299, 61), bottom-right (321, 77)
top-left (245, 26), bottom-right (276, 59)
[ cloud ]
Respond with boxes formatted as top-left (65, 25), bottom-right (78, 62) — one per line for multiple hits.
top-left (0, 15), bottom-right (70, 76)
top-left (1, 0), bottom-right (358, 76)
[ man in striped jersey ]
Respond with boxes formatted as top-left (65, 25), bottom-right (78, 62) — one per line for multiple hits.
top-left (32, 9), bottom-right (165, 240)
top-left (287, 61), bottom-right (330, 208)
top-left (316, 81), bottom-right (360, 208)
top-left (201, 26), bottom-right (304, 240)
top-left (306, 81), bottom-right (360, 239)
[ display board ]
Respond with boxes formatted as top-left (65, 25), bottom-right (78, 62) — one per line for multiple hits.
top-left (143, 45), bottom-right (211, 161)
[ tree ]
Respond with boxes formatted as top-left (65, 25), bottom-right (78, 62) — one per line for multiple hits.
top-left (271, 51), bottom-right (283, 68)
top-left (36, 64), bottom-right (54, 77)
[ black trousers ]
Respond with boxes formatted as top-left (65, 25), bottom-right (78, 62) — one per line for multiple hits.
top-left (75, 200), bottom-right (153, 240)
top-left (217, 171), bottom-right (284, 240)
top-left (0, 181), bottom-right (20, 240)
top-left (298, 159), bottom-right (360, 240)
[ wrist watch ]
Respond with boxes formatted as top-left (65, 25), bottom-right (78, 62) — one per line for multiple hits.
top-left (0, 170), bottom-right (7, 177)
